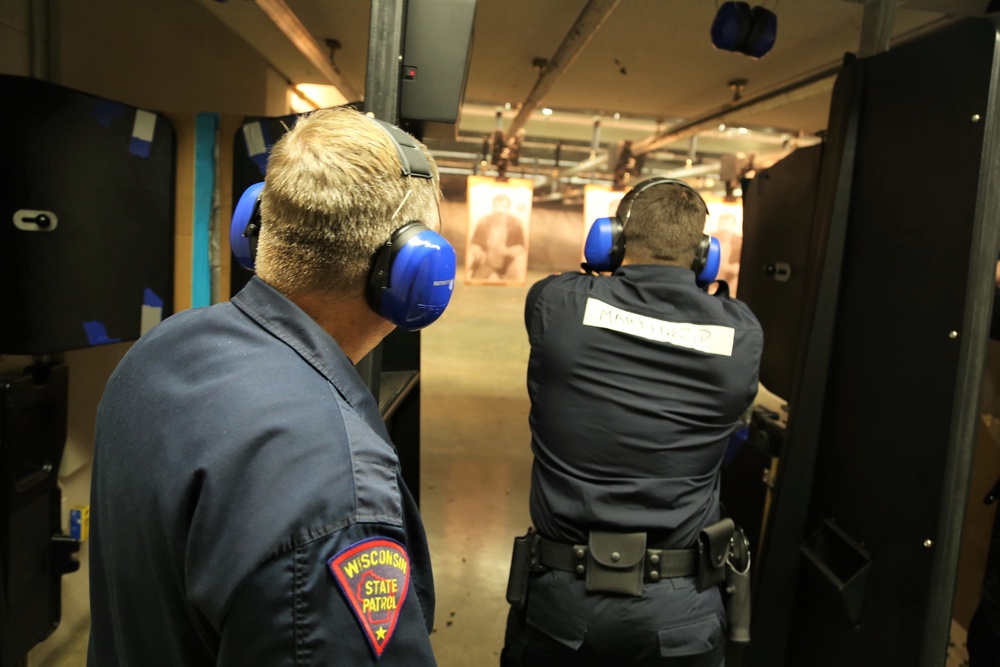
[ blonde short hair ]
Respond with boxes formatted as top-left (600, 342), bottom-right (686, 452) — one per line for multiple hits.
top-left (255, 107), bottom-right (441, 297)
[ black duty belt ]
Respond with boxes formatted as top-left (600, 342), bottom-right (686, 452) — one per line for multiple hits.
top-left (537, 535), bottom-right (698, 582)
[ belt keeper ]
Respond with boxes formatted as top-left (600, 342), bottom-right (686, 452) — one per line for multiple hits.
top-left (573, 545), bottom-right (586, 575)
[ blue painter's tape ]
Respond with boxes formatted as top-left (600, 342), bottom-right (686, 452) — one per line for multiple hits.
top-left (83, 321), bottom-right (122, 346)
top-left (70, 509), bottom-right (82, 541)
top-left (193, 113), bottom-right (219, 309)
top-left (129, 109), bottom-right (157, 159)
top-left (128, 136), bottom-right (151, 158)
top-left (92, 99), bottom-right (127, 128)
top-left (143, 288), bottom-right (164, 309)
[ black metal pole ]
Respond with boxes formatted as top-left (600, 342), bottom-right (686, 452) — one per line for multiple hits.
top-left (357, 0), bottom-right (407, 399)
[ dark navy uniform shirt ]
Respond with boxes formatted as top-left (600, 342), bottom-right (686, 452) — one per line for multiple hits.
top-left (525, 265), bottom-right (763, 549)
top-left (88, 276), bottom-right (436, 666)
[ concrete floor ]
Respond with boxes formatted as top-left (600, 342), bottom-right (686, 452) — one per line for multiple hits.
top-left (36, 268), bottom-right (975, 666)
top-left (420, 271), bottom-right (537, 665)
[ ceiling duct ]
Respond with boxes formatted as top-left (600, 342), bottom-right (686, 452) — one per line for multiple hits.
top-left (506, 0), bottom-right (623, 138)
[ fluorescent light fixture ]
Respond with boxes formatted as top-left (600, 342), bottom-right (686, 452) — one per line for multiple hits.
top-left (290, 83), bottom-right (349, 113)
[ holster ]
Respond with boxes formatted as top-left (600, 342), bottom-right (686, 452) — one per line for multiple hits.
top-left (585, 530), bottom-right (647, 597)
top-left (506, 528), bottom-right (540, 611)
top-left (724, 525), bottom-right (752, 644)
top-left (697, 518), bottom-right (734, 592)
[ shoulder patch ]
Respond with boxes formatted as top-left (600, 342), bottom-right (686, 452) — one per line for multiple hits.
top-left (329, 537), bottom-right (411, 659)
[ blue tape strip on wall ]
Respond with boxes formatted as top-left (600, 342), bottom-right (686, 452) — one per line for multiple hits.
top-left (192, 113), bottom-right (219, 308)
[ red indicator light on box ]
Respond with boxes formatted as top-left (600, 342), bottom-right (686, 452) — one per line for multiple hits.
top-left (404, 67), bottom-right (417, 80)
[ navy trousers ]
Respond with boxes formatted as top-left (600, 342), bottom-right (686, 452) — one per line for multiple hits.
top-left (501, 570), bottom-right (726, 667)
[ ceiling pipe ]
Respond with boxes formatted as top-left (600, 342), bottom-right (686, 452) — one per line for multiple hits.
top-left (506, 0), bottom-right (623, 138)
top-left (629, 66), bottom-right (838, 157)
top-left (530, 65), bottom-right (837, 191)
top-left (528, 139), bottom-right (811, 204)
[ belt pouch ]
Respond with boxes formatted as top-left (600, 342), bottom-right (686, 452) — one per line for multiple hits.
top-left (506, 530), bottom-right (539, 610)
top-left (697, 518), bottom-right (734, 592)
top-left (585, 531), bottom-right (646, 597)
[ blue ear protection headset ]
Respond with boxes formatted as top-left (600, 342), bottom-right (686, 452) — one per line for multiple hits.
top-left (583, 177), bottom-right (722, 286)
top-left (231, 182), bottom-right (265, 271)
top-left (230, 116), bottom-right (456, 332)
top-left (710, 1), bottom-right (777, 59)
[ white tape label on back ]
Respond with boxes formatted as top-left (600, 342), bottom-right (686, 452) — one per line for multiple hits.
top-left (582, 297), bottom-right (735, 356)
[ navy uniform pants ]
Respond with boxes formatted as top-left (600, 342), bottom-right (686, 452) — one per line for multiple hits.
top-left (501, 570), bottom-right (726, 667)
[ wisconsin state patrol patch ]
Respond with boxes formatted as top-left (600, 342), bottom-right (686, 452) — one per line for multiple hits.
top-left (329, 537), bottom-right (411, 659)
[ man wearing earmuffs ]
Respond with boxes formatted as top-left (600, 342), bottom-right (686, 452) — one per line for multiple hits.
top-left (88, 108), bottom-right (453, 666)
top-left (502, 178), bottom-right (763, 666)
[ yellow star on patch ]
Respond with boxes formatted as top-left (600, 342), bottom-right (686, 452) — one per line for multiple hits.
top-left (376, 626), bottom-right (387, 642)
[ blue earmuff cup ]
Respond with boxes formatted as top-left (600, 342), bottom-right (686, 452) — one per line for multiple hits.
top-left (697, 236), bottom-right (723, 287)
top-left (381, 228), bottom-right (457, 331)
top-left (584, 217), bottom-right (616, 272)
top-left (231, 182), bottom-right (265, 271)
top-left (744, 7), bottom-right (777, 59)
top-left (711, 1), bottom-right (752, 52)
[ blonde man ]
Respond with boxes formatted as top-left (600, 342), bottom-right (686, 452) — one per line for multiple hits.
top-left (89, 108), bottom-right (446, 666)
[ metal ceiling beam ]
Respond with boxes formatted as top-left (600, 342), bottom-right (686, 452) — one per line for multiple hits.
top-left (506, 0), bottom-right (623, 137)
top-left (531, 65), bottom-right (838, 191)
top-left (630, 69), bottom-right (839, 157)
top-left (255, 0), bottom-right (361, 100)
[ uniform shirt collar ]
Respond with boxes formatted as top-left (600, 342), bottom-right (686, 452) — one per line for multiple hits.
top-left (614, 264), bottom-right (697, 283)
top-left (231, 276), bottom-right (389, 436)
